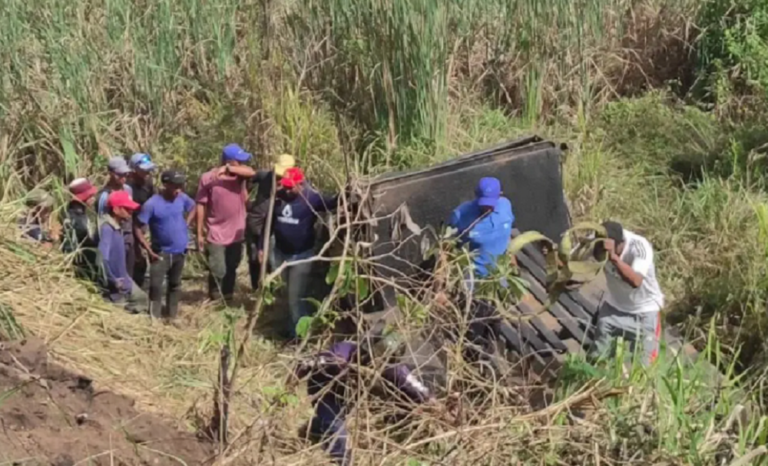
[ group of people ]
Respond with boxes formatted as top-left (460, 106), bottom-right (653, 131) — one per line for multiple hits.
top-left (298, 177), bottom-right (666, 465)
top-left (19, 144), bottom-right (666, 464)
top-left (444, 178), bottom-right (665, 365)
top-left (22, 144), bottom-right (338, 332)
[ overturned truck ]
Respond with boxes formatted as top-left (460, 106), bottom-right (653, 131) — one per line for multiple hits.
top-left (353, 137), bottom-right (605, 380)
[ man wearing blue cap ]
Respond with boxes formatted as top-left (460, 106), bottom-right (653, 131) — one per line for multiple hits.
top-left (196, 143), bottom-right (257, 301)
top-left (128, 153), bottom-right (157, 289)
top-left (447, 177), bottom-right (515, 293)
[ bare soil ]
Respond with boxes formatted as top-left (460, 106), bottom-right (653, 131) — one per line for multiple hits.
top-left (0, 337), bottom-right (213, 466)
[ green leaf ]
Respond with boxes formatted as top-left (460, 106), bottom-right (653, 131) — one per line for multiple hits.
top-left (304, 297), bottom-right (324, 312)
top-left (357, 277), bottom-right (370, 300)
top-left (507, 231), bottom-right (553, 256)
top-left (326, 263), bottom-right (340, 285)
top-left (295, 316), bottom-right (314, 339)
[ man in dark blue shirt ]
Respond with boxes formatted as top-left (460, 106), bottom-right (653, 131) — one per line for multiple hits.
top-left (136, 170), bottom-right (196, 320)
top-left (128, 152), bottom-right (157, 289)
top-left (295, 332), bottom-right (433, 465)
top-left (262, 167), bottom-right (338, 337)
top-left (246, 154), bottom-right (296, 290)
top-left (448, 177), bottom-right (515, 294)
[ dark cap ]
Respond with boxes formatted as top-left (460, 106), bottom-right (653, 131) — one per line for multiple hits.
top-left (161, 170), bottom-right (186, 185)
top-left (601, 221), bottom-right (624, 243)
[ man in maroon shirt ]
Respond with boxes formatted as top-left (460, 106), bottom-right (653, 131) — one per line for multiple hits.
top-left (196, 144), bottom-right (256, 301)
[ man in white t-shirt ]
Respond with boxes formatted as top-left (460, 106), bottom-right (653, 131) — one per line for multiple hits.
top-left (591, 221), bottom-right (665, 365)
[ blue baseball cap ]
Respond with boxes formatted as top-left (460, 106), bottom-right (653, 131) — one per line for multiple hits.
top-left (129, 153), bottom-right (156, 172)
top-left (222, 143), bottom-right (252, 163)
top-left (475, 177), bottom-right (502, 208)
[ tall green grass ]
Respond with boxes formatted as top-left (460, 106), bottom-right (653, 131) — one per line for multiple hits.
top-left (287, 0), bottom-right (696, 164)
top-left (0, 0), bottom-right (261, 186)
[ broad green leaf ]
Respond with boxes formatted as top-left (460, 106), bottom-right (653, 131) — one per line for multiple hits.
top-left (508, 231), bottom-right (553, 256)
top-left (295, 316), bottom-right (314, 339)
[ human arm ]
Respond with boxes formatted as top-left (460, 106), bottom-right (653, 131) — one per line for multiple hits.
top-left (381, 365), bottom-right (433, 404)
top-left (195, 178), bottom-right (209, 252)
top-left (135, 203), bottom-right (160, 262)
top-left (308, 190), bottom-right (339, 213)
top-left (98, 226), bottom-right (123, 289)
top-left (218, 164), bottom-right (256, 179)
top-left (186, 208), bottom-right (197, 227)
top-left (134, 223), bottom-right (159, 262)
top-left (195, 204), bottom-right (206, 251)
top-left (604, 239), bottom-right (646, 288)
top-left (182, 194), bottom-right (197, 226)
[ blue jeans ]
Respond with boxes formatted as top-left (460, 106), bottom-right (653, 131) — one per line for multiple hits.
top-left (271, 248), bottom-right (314, 336)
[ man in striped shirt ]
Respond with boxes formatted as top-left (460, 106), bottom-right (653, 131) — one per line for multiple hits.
top-left (591, 221), bottom-right (665, 366)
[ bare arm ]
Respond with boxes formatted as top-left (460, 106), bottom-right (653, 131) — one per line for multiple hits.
top-left (196, 203), bottom-right (206, 250)
top-left (186, 208), bottom-right (197, 227)
top-left (134, 223), bottom-right (151, 253)
top-left (220, 165), bottom-right (256, 178)
top-left (605, 239), bottom-right (644, 288)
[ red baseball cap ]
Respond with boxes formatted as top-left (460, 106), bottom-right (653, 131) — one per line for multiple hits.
top-left (279, 167), bottom-right (305, 188)
top-left (68, 178), bottom-right (98, 203)
top-left (107, 190), bottom-right (140, 210)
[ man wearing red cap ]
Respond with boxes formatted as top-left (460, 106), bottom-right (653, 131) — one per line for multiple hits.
top-left (261, 167), bottom-right (338, 338)
top-left (99, 191), bottom-right (148, 313)
top-left (63, 178), bottom-right (99, 280)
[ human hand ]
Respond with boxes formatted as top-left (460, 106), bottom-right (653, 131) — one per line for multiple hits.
top-left (603, 238), bottom-right (619, 262)
top-left (258, 250), bottom-right (264, 263)
top-left (149, 251), bottom-right (161, 263)
top-left (434, 291), bottom-right (449, 307)
top-left (197, 237), bottom-right (206, 253)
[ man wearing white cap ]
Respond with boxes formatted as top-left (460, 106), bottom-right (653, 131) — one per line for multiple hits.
top-left (245, 154), bottom-right (296, 290)
top-left (128, 153), bottom-right (157, 288)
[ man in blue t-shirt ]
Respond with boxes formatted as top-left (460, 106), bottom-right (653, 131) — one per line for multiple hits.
top-left (136, 170), bottom-right (196, 320)
top-left (262, 167), bottom-right (338, 337)
top-left (447, 177), bottom-right (515, 293)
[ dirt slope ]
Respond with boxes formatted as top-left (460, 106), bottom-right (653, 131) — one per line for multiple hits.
top-left (0, 338), bottom-right (213, 465)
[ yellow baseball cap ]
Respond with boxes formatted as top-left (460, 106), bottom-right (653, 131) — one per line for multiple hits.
top-left (274, 154), bottom-right (296, 177)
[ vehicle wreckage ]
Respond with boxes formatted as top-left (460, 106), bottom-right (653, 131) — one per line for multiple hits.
top-left (299, 136), bottom-right (695, 392)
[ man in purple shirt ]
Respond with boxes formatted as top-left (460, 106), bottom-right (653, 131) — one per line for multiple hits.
top-left (136, 170), bottom-right (196, 320)
top-left (295, 332), bottom-right (433, 465)
top-left (196, 144), bottom-right (256, 301)
top-left (99, 191), bottom-right (148, 314)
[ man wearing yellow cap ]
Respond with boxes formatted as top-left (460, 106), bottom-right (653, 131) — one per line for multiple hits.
top-left (246, 154), bottom-right (296, 290)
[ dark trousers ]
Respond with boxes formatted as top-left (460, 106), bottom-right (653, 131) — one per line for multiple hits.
top-left (206, 242), bottom-right (243, 300)
top-left (245, 232), bottom-right (261, 290)
top-left (310, 411), bottom-right (349, 466)
top-left (149, 252), bottom-right (186, 319)
top-left (125, 241), bottom-right (136, 279)
top-left (133, 244), bottom-right (148, 289)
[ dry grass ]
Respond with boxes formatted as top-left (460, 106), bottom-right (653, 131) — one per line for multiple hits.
top-left (1, 190), bottom-right (766, 466)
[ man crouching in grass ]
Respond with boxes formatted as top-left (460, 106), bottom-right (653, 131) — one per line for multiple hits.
top-left (294, 330), bottom-right (434, 465)
top-left (590, 221), bottom-right (665, 366)
top-left (135, 170), bottom-right (196, 321)
top-left (99, 191), bottom-right (148, 314)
